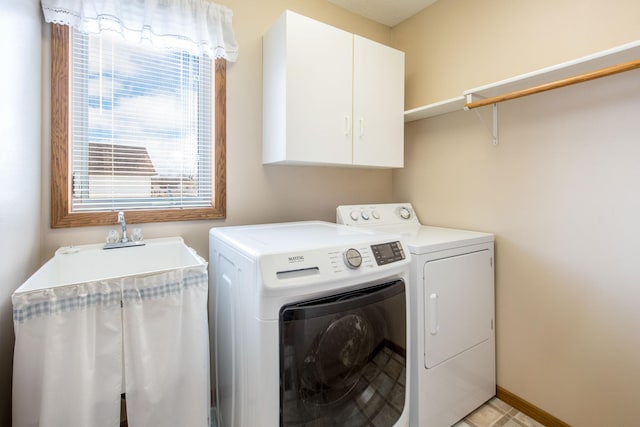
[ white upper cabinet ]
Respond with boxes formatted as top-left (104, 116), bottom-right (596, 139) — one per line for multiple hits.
top-left (352, 35), bottom-right (405, 167)
top-left (262, 10), bottom-right (405, 168)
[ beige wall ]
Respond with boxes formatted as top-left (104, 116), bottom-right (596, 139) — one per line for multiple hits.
top-left (0, 0), bottom-right (42, 424)
top-left (392, 0), bottom-right (640, 425)
top-left (395, 0), bottom-right (640, 109)
top-left (39, 0), bottom-right (395, 261)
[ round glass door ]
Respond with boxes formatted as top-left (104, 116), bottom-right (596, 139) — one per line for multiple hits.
top-left (279, 280), bottom-right (406, 426)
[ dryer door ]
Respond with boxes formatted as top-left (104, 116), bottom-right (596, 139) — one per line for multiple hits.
top-left (424, 249), bottom-right (494, 368)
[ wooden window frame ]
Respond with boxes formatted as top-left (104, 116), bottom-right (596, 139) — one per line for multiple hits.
top-left (50, 24), bottom-right (226, 228)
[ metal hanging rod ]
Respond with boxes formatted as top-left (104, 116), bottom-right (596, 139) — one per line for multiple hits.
top-left (464, 58), bottom-right (640, 110)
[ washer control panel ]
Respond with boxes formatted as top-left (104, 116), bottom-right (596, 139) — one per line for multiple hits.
top-left (371, 241), bottom-right (405, 265)
top-left (337, 203), bottom-right (420, 227)
top-left (265, 239), bottom-right (408, 284)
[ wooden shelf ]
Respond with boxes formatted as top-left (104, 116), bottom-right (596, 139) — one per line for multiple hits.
top-left (404, 39), bottom-right (640, 122)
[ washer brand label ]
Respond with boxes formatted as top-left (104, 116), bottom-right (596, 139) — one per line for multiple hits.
top-left (288, 255), bottom-right (305, 263)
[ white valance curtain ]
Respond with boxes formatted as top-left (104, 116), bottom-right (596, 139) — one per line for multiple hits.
top-left (40, 0), bottom-right (238, 61)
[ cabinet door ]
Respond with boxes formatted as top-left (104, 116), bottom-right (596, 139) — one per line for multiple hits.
top-left (352, 35), bottom-right (405, 168)
top-left (263, 11), bottom-right (353, 165)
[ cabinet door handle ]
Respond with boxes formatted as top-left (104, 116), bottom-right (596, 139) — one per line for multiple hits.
top-left (344, 116), bottom-right (351, 136)
top-left (358, 118), bottom-right (364, 138)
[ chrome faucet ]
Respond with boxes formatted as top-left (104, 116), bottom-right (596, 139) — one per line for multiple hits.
top-left (104, 212), bottom-right (144, 249)
top-left (117, 211), bottom-right (129, 243)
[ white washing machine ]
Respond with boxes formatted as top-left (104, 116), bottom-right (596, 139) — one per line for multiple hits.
top-left (337, 204), bottom-right (496, 427)
top-left (209, 221), bottom-right (412, 427)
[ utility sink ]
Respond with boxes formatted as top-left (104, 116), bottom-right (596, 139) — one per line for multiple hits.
top-left (14, 237), bottom-right (205, 295)
top-left (12, 236), bottom-right (210, 426)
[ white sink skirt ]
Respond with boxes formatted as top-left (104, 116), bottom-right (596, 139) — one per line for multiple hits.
top-left (12, 265), bottom-right (211, 427)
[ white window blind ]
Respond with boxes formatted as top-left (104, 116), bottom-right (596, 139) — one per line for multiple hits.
top-left (70, 29), bottom-right (213, 212)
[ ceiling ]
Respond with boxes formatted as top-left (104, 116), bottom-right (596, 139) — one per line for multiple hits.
top-left (327, 0), bottom-right (438, 27)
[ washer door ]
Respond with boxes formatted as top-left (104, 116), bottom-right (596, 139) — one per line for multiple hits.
top-left (300, 311), bottom-right (376, 406)
top-left (424, 249), bottom-right (494, 368)
top-left (279, 280), bottom-right (406, 426)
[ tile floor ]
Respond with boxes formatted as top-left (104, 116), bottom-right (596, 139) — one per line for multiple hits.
top-left (124, 396), bottom-right (546, 427)
top-left (455, 397), bottom-right (546, 427)
top-left (207, 397), bottom-right (546, 427)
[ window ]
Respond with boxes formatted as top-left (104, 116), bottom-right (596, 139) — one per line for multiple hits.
top-left (50, 24), bottom-right (226, 227)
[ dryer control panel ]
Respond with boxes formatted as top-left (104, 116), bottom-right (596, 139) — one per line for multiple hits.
top-left (337, 203), bottom-right (420, 227)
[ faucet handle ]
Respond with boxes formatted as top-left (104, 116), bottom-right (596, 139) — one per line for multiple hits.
top-left (131, 228), bottom-right (143, 242)
top-left (106, 229), bottom-right (119, 244)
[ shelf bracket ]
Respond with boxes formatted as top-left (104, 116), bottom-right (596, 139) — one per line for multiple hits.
top-left (492, 102), bottom-right (499, 145)
top-left (466, 93), bottom-right (499, 145)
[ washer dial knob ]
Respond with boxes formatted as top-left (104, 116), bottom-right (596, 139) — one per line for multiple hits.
top-left (344, 248), bottom-right (362, 269)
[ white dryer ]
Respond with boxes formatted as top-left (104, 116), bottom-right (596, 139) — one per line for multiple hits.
top-left (337, 204), bottom-right (495, 427)
top-left (209, 221), bottom-right (412, 427)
